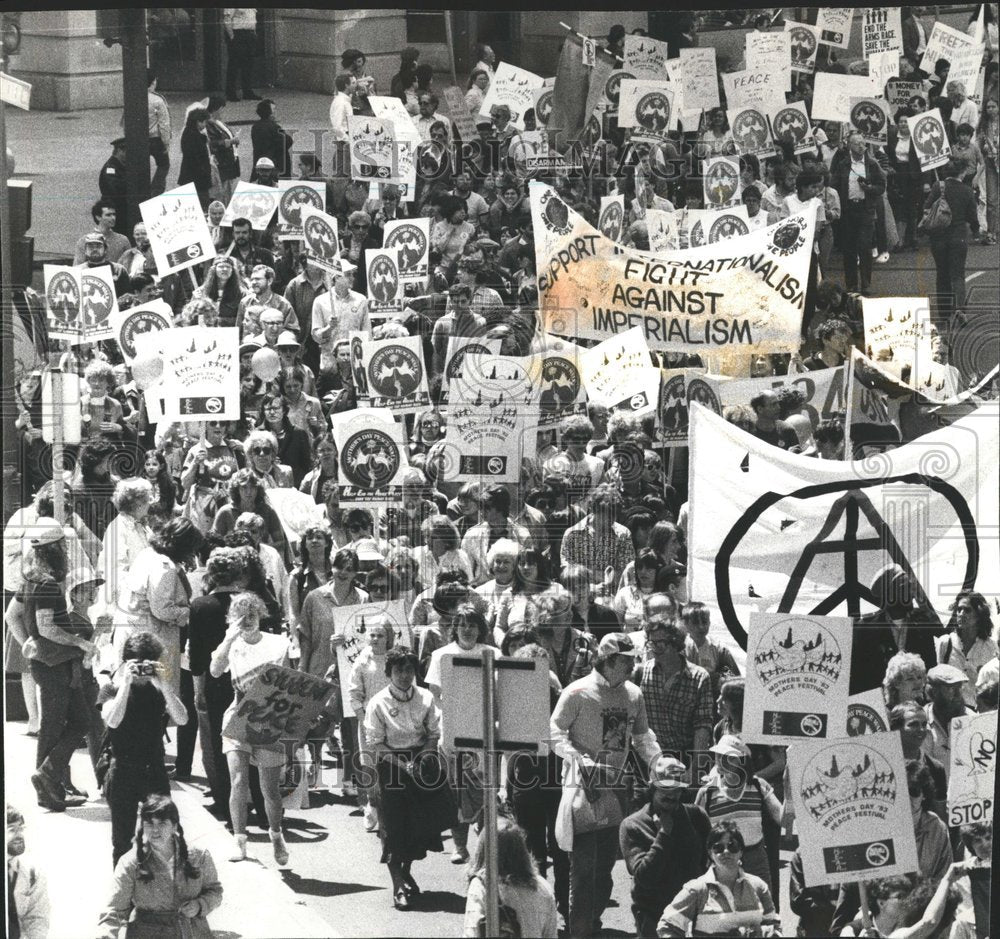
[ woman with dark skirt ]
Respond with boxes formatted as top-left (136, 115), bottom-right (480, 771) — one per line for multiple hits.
top-left (364, 645), bottom-right (456, 910)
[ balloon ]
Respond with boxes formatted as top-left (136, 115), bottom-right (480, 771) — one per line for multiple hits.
top-left (131, 353), bottom-right (164, 391)
top-left (251, 347), bottom-right (281, 382)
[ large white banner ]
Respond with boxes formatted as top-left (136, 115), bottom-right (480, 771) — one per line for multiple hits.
top-left (140, 183), bottom-right (217, 275)
top-left (160, 327), bottom-right (240, 421)
top-left (532, 181), bottom-right (816, 355)
top-left (687, 400), bottom-right (999, 654)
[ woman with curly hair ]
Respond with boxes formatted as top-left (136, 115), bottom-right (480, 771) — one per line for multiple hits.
top-left (937, 591), bottom-right (999, 707)
top-left (244, 426), bottom-right (297, 488)
top-left (883, 651), bottom-right (929, 709)
top-left (180, 420), bottom-right (245, 533)
top-left (98, 794), bottom-right (222, 939)
top-left (178, 295), bottom-right (221, 327)
top-left (69, 437), bottom-right (122, 542)
top-left (413, 514), bottom-right (472, 588)
top-left (96, 478), bottom-right (153, 628)
top-left (209, 468), bottom-right (285, 557)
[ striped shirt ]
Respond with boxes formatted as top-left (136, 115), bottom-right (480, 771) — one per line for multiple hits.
top-left (695, 774), bottom-right (778, 849)
top-left (657, 868), bottom-right (779, 937)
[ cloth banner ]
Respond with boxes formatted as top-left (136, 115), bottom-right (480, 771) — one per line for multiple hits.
top-left (334, 600), bottom-right (412, 712)
top-left (160, 326), bottom-right (240, 421)
top-left (275, 180), bottom-right (325, 240)
top-left (109, 299), bottom-right (173, 364)
top-left (350, 331), bottom-right (429, 414)
top-left (686, 400), bottom-right (999, 654)
top-left (532, 181), bottom-right (816, 355)
top-left (331, 407), bottom-right (410, 509)
top-left (139, 183), bottom-right (217, 275)
top-left (220, 180), bottom-right (280, 230)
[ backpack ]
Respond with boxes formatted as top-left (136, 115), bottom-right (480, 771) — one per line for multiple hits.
top-left (919, 185), bottom-right (952, 232)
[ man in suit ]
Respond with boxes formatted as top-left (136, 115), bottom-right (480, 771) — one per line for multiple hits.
top-left (830, 131), bottom-right (886, 295)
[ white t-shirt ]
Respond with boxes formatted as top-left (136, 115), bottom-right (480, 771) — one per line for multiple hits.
top-left (227, 632), bottom-right (289, 693)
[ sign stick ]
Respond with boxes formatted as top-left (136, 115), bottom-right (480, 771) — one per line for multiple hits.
top-left (858, 881), bottom-right (873, 932)
top-left (51, 368), bottom-right (65, 524)
top-left (481, 646), bottom-right (499, 939)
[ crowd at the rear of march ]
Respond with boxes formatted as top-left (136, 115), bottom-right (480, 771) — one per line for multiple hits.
top-left (5, 5), bottom-right (1000, 939)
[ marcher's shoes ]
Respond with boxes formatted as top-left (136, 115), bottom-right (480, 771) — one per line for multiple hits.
top-left (450, 847), bottom-right (470, 864)
top-left (393, 888), bottom-right (411, 910)
top-left (31, 772), bottom-right (66, 812)
top-left (270, 830), bottom-right (289, 866)
top-left (875, 251), bottom-right (890, 263)
top-left (402, 878), bottom-right (420, 897)
top-left (64, 782), bottom-right (89, 801)
top-left (229, 833), bottom-right (248, 862)
top-left (363, 804), bottom-right (379, 832)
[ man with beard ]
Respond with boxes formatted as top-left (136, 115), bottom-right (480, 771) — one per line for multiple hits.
top-left (73, 199), bottom-right (132, 266)
top-left (922, 664), bottom-right (969, 782)
top-left (6, 806), bottom-right (50, 939)
top-left (229, 217), bottom-right (276, 285)
top-left (236, 264), bottom-right (298, 337)
top-left (77, 233), bottom-right (131, 298)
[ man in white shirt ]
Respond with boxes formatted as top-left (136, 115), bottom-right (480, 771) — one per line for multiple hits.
top-left (146, 70), bottom-right (171, 195)
top-left (329, 72), bottom-right (356, 144)
top-left (223, 9), bottom-right (261, 101)
top-left (452, 171), bottom-right (489, 229)
top-left (544, 415), bottom-right (606, 503)
top-left (311, 267), bottom-right (371, 379)
top-left (415, 92), bottom-right (452, 144)
top-left (947, 81), bottom-right (979, 130)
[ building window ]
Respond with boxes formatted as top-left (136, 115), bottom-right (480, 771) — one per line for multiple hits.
top-left (405, 10), bottom-right (446, 44)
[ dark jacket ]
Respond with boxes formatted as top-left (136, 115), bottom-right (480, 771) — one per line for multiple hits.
top-left (178, 125), bottom-right (212, 192)
top-left (206, 118), bottom-right (241, 182)
top-left (251, 116), bottom-right (293, 177)
top-left (886, 127), bottom-right (924, 181)
top-left (926, 177), bottom-right (980, 239)
top-left (831, 148), bottom-right (886, 214)
top-left (789, 849), bottom-right (838, 938)
top-left (849, 608), bottom-right (940, 694)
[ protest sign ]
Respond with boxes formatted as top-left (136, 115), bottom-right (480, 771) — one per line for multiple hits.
top-left (745, 31), bottom-right (791, 92)
top-left (624, 35), bottom-right (671, 78)
top-left (439, 337), bottom-right (501, 407)
top-left (946, 44), bottom-right (986, 104)
top-left (220, 180), bottom-right (281, 230)
top-left (77, 266), bottom-right (119, 344)
top-left (109, 299), bottom-right (173, 364)
top-left (160, 327), bottom-right (240, 421)
top-left (947, 711), bottom-right (997, 828)
top-left (657, 368), bottom-right (704, 446)
top-left (678, 47), bottom-right (720, 111)
top-left (816, 8), bottom-right (853, 48)
top-left (729, 105), bottom-right (775, 160)
top-left (788, 732), bottom-right (919, 886)
top-left (331, 407), bottom-right (410, 509)
top-left (618, 80), bottom-right (676, 143)
top-left (862, 7), bottom-right (902, 58)
top-left (222, 664), bottom-right (335, 747)
top-left (532, 182), bottom-right (816, 355)
top-left (275, 180), bottom-right (325, 240)
top-left (849, 97), bottom-right (891, 146)
top-left (299, 206), bottom-right (341, 274)
top-left (442, 85), bottom-right (478, 140)
top-left (351, 332), bottom-right (429, 414)
top-left (44, 265), bottom-right (81, 342)
top-left (531, 78), bottom-right (555, 128)
top-left (863, 296), bottom-right (933, 377)
top-left (843, 348), bottom-right (903, 454)
top-left (478, 61), bottom-right (545, 129)
top-left (722, 68), bottom-right (786, 112)
top-left (906, 108), bottom-right (952, 171)
top-left (369, 95), bottom-right (420, 143)
top-left (921, 21), bottom-right (979, 75)
top-left (703, 156), bottom-right (741, 209)
top-left (785, 21), bottom-right (821, 74)
top-left (533, 333), bottom-right (587, 426)
top-left (886, 80), bottom-right (925, 109)
top-left (846, 689), bottom-right (890, 736)
top-left (384, 217), bottom-right (430, 282)
top-left (598, 194), bottom-right (626, 242)
top-left (365, 248), bottom-right (404, 316)
top-left (769, 101), bottom-right (816, 155)
top-left (580, 327), bottom-right (658, 418)
top-left (646, 208), bottom-right (681, 252)
top-left (811, 73), bottom-right (878, 123)
top-left (333, 601), bottom-right (412, 712)
top-left (264, 487), bottom-right (327, 548)
top-left (597, 70), bottom-right (635, 114)
top-left (743, 612), bottom-right (853, 743)
top-left (139, 183), bottom-right (217, 276)
top-left (349, 115), bottom-right (405, 185)
top-left (685, 206), bottom-right (752, 247)
top-left (867, 50), bottom-right (901, 96)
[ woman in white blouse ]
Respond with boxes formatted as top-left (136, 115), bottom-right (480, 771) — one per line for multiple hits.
top-left (937, 591), bottom-right (1000, 708)
top-left (413, 515), bottom-right (473, 588)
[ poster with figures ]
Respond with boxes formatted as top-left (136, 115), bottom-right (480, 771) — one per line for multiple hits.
top-left (657, 368), bottom-right (704, 446)
top-left (78, 266), bottom-right (119, 344)
top-left (44, 265), bottom-right (82, 342)
top-left (785, 21), bottom-right (821, 73)
top-left (349, 115), bottom-right (401, 184)
top-left (440, 337), bottom-right (502, 407)
top-left (440, 353), bottom-right (539, 483)
top-left (849, 97), bottom-right (890, 146)
top-left (534, 333), bottom-right (587, 426)
top-left (768, 101), bottom-right (816, 155)
top-left (598, 194), bottom-right (626, 242)
top-left (862, 7), bottom-right (902, 58)
top-left (906, 109), bottom-right (952, 171)
top-left (862, 297), bottom-right (936, 387)
top-left (729, 105), bottom-right (775, 160)
top-left (275, 180), bottom-right (325, 240)
top-left (365, 248), bottom-right (404, 315)
top-left (646, 208), bottom-right (681, 251)
top-left (703, 156), bottom-right (741, 208)
top-left (685, 206), bottom-right (752, 247)
top-left (220, 179), bottom-right (281, 230)
top-left (334, 600), bottom-right (412, 712)
top-left (580, 327), bottom-right (658, 419)
top-left (331, 407), bottom-right (410, 509)
top-left (384, 217), bottom-right (430, 282)
top-left (846, 689), bottom-right (890, 737)
top-left (478, 61), bottom-right (545, 129)
top-left (788, 732), bottom-right (919, 886)
top-left (743, 612), bottom-right (853, 743)
top-left (816, 8), bottom-right (853, 47)
top-left (351, 332), bottom-right (429, 414)
top-left (109, 299), bottom-right (173, 364)
top-left (299, 206), bottom-right (342, 274)
top-left (618, 80), bottom-right (676, 142)
top-left (160, 327), bottom-right (240, 421)
top-left (139, 183), bottom-right (217, 275)
top-left (947, 711), bottom-right (997, 828)
top-left (623, 34), bottom-right (671, 78)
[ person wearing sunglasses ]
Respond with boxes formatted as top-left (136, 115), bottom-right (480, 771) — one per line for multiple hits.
top-left (657, 821), bottom-right (779, 937)
top-left (255, 395), bottom-right (312, 487)
top-left (243, 428), bottom-right (294, 489)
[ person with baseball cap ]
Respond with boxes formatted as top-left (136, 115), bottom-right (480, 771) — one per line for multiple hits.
top-left (922, 663), bottom-right (970, 780)
top-left (550, 631), bottom-right (661, 938)
top-left (620, 755), bottom-right (711, 937)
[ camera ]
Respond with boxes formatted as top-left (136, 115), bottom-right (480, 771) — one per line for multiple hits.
top-left (131, 661), bottom-right (157, 677)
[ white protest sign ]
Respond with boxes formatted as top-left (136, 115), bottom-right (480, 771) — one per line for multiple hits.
top-left (678, 47), bottom-right (719, 110)
top-left (331, 407), bottom-right (410, 509)
top-left (769, 101), bottom-right (816, 155)
top-left (624, 35), bottom-right (671, 78)
top-left (729, 105), bottom-right (775, 160)
top-left (785, 21), bottom-right (821, 74)
top-left (846, 689), bottom-right (890, 736)
top-left (703, 157), bottom-right (742, 209)
top-left (0, 71), bottom-right (31, 110)
top-left (789, 732), bottom-right (919, 886)
top-left (868, 50), bottom-right (901, 96)
top-left (351, 332), bottom-right (429, 414)
top-left (599, 69), bottom-right (636, 113)
top-left (478, 61), bottom-right (545, 130)
top-left (745, 31), bottom-right (791, 92)
top-left (439, 337), bottom-right (502, 407)
top-left (139, 183), bottom-right (217, 276)
top-left (946, 44), bottom-right (986, 104)
top-left (334, 600), bottom-right (412, 712)
top-left (364, 248), bottom-right (404, 316)
top-left (384, 217), bottom-right (430, 282)
top-left (369, 95), bottom-right (420, 143)
top-left (921, 21), bottom-right (979, 75)
top-left (160, 327), bottom-right (240, 421)
top-left (109, 299), bottom-right (173, 364)
top-left (582, 36), bottom-right (597, 68)
top-left (618, 80), bottom-right (676, 142)
top-left (220, 180), bottom-right (280, 230)
top-left (947, 711), bottom-right (997, 828)
top-left (849, 97), bottom-right (891, 147)
top-left (722, 69), bottom-right (785, 111)
top-left (533, 332), bottom-right (587, 426)
top-left (275, 180), bottom-right (325, 240)
top-left (743, 612), bottom-right (853, 744)
top-left (816, 8), bottom-right (854, 48)
top-left (682, 207), bottom-right (749, 248)
top-left (264, 487), bottom-right (327, 548)
top-left (810, 73), bottom-right (878, 123)
top-left (349, 115), bottom-right (399, 184)
top-left (862, 8), bottom-right (902, 59)
top-left (908, 108), bottom-right (953, 170)
top-left (580, 327), bottom-right (658, 418)
top-left (442, 85), bottom-right (478, 140)
top-left (79, 266), bottom-right (119, 344)
top-left (300, 206), bottom-right (341, 274)
top-left (44, 265), bottom-right (81, 343)
top-left (598, 194), bottom-right (626, 242)
top-left (886, 80), bottom-right (924, 110)
top-left (646, 208), bottom-right (681, 251)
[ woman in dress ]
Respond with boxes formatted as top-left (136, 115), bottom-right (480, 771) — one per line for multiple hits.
top-left (244, 427), bottom-right (296, 488)
top-left (97, 795), bottom-right (222, 939)
top-left (288, 525), bottom-right (333, 629)
top-left (141, 449), bottom-right (178, 516)
top-left (199, 256), bottom-right (245, 327)
top-left (205, 93), bottom-right (241, 204)
top-left (178, 106), bottom-right (213, 209)
top-left (364, 645), bottom-right (456, 908)
top-left (180, 420), bottom-right (245, 534)
top-left (210, 591), bottom-right (292, 865)
top-left (936, 591), bottom-right (999, 708)
top-left (413, 515), bottom-right (473, 591)
top-left (657, 821), bottom-right (780, 937)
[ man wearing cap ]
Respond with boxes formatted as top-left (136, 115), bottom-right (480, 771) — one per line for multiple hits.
top-left (922, 664), bottom-right (969, 781)
top-left (236, 264), bottom-right (298, 337)
top-left (74, 199), bottom-right (132, 266)
top-left (311, 267), bottom-right (371, 385)
top-left (251, 155), bottom-right (279, 187)
top-left (551, 632), bottom-right (661, 939)
top-left (620, 755), bottom-right (711, 938)
top-left (99, 140), bottom-right (129, 236)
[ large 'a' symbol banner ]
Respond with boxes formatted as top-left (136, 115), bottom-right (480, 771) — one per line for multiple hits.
top-left (687, 401), bottom-right (999, 658)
